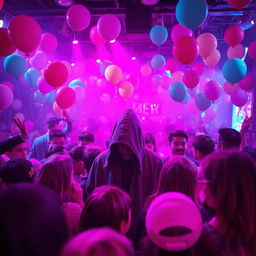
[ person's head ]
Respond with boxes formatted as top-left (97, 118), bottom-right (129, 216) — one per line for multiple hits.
top-left (146, 156), bottom-right (197, 208)
top-left (80, 185), bottom-right (131, 235)
top-left (69, 146), bottom-right (86, 176)
top-left (36, 155), bottom-right (73, 202)
top-left (168, 130), bottom-right (188, 156)
top-left (47, 117), bottom-right (62, 131)
top-left (0, 136), bottom-right (27, 159)
top-left (78, 132), bottom-right (94, 146)
top-left (49, 129), bottom-right (66, 147)
top-left (192, 135), bottom-right (215, 160)
top-left (0, 183), bottom-right (68, 256)
top-left (116, 143), bottom-right (135, 160)
top-left (200, 151), bottom-right (256, 250)
top-left (84, 146), bottom-right (102, 175)
top-left (144, 132), bottom-right (157, 152)
top-left (46, 144), bottom-right (68, 158)
top-left (0, 158), bottom-right (34, 185)
top-left (62, 227), bottom-right (134, 256)
top-left (217, 128), bottom-right (241, 150)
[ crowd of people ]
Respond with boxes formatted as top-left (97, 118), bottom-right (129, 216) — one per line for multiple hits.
top-left (0, 109), bottom-right (256, 256)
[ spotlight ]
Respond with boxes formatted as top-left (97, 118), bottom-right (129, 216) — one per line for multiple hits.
top-left (72, 40), bottom-right (79, 44)
top-left (55, 0), bottom-right (74, 7)
top-left (251, 20), bottom-right (255, 25)
top-left (141, 0), bottom-right (159, 5)
top-left (96, 59), bottom-right (101, 63)
top-left (71, 63), bottom-right (75, 66)
top-left (131, 57), bottom-right (136, 60)
top-left (109, 39), bottom-right (116, 43)
top-left (0, 19), bottom-right (3, 28)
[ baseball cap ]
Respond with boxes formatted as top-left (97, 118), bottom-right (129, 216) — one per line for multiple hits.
top-left (146, 192), bottom-right (203, 252)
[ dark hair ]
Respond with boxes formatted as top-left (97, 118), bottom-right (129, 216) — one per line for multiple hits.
top-left (69, 146), bottom-right (85, 162)
top-left (79, 132), bottom-right (94, 143)
top-left (168, 130), bottom-right (188, 143)
top-left (84, 146), bottom-right (102, 173)
top-left (192, 135), bottom-right (215, 156)
top-left (45, 144), bottom-right (67, 158)
top-left (47, 117), bottom-right (62, 130)
top-left (144, 132), bottom-right (157, 152)
top-left (0, 183), bottom-right (68, 256)
top-left (49, 130), bottom-right (66, 141)
top-left (218, 128), bottom-right (241, 149)
top-left (80, 185), bottom-right (131, 232)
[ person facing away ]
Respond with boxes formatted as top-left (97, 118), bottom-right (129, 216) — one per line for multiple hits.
top-left (217, 128), bottom-right (241, 151)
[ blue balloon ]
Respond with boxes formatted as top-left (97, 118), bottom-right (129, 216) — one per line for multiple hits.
top-left (45, 91), bottom-right (55, 104)
top-left (4, 54), bottom-right (28, 78)
top-left (222, 58), bottom-right (247, 84)
top-left (182, 92), bottom-right (190, 104)
top-left (151, 54), bottom-right (166, 70)
top-left (168, 81), bottom-right (187, 102)
top-left (150, 25), bottom-right (168, 46)
top-left (176, 0), bottom-right (208, 30)
top-left (99, 60), bottom-right (112, 75)
top-left (34, 90), bottom-right (46, 104)
top-left (69, 79), bottom-right (85, 88)
top-left (24, 68), bottom-right (41, 86)
top-left (195, 93), bottom-right (211, 111)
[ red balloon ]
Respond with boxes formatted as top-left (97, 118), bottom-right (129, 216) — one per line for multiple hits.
top-left (0, 28), bottom-right (16, 57)
top-left (40, 33), bottom-right (58, 54)
top-left (248, 41), bottom-right (256, 60)
top-left (0, 0), bottom-right (4, 10)
top-left (238, 74), bottom-right (255, 91)
top-left (89, 25), bottom-right (106, 46)
top-left (8, 15), bottom-right (42, 53)
top-left (192, 62), bottom-right (205, 76)
top-left (56, 87), bottom-right (76, 109)
top-left (183, 70), bottom-right (199, 89)
top-left (44, 62), bottom-right (69, 88)
top-left (227, 0), bottom-right (252, 9)
top-left (172, 36), bottom-right (199, 65)
top-left (224, 25), bottom-right (244, 47)
top-left (165, 58), bottom-right (178, 73)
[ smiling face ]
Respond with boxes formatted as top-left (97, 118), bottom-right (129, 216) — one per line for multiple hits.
top-left (170, 136), bottom-right (187, 156)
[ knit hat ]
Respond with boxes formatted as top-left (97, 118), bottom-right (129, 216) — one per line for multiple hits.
top-left (0, 158), bottom-right (33, 184)
top-left (146, 192), bottom-right (203, 252)
top-left (0, 136), bottom-right (24, 155)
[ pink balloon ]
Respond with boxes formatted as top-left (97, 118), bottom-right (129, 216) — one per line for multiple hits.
top-left (224, 25), bottom-right (244, 47)
top-left (197, 33), bottom-right (217, 58)
top-left (227, 0), bottom-right (252, 9)
top-left (40, 33), bottom-right (58, 54)
top-left (171, 24), bottom-right (193, 42)
top-left (97, 14), bottom-right (121, 41)
top-left (204, 80), bottom-right (221, 101)
top-left (2, 81), bottom-right (14, 91)
top-left (12, 98), bottom-right (22, 110)
top-left (8, 15), bottom-right (42, 53)
top-left (37, 76), bottom-right (53, 94)
top-left (227, 44), bottom-right (245, 59)
top-left (89, 25), bottom-right (106, 47)
top-left (224, 81), bottom-right (239, 95)
top-left (248, 41), bottom-right (256, 60)
top-left (238, 74), bottom-right (255, 91)
top-left (140, 64), bottom-right (152, 77)
top-left (30, 51), bottom-right (48, 70)
top-left (96, 78), bottom-right (107, 88)
top-left (105, 65), bottom-right (122, 85)
top-left (172, 36), bottom-right (199, 65)
top-left (231, 89), bottom-right (248, 107)
top-left (66, 4), bottom-right (91, 31)
top-left (165, 58), bottom-right (178, 73)
top-left (44, 61), bottom-right (69, 88)
top-left (172, 71), bottom-right (184, 82)
top-left (198, 77), bottom-right (209, 92)
top-left (0, 84), bottom-right (14, 111)
top-left (192, 62), bottom-right (205, 76)
top-left (56, 87), bottom-right (76, 109)
top-left (204, 68), bottom-right (215, 78)
top-left (183, 70), bottom-right (199, 88)
top-left (0, 0), bottom-right (3, 10)
top-left (203, 49), bottom-right (221, 67)
top-left (0, 28), bottom-right (16, 57)
top-left (125, 73), bottom-right (138, 86)
top-left (119, 81), bottom-right (134, 98)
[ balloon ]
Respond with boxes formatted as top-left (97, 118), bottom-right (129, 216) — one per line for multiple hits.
top-left (227, 0), bottom-right (252, 9)
top-left (61, 61), bottom-right (72, 75)
top-left (39, 33), bottom-right (58, 54)
top-left (168, 81), bottom-right (187, 102)
top-left (183, 70), bottom-right (199, 88)
top-left (172, 71), bottom-right (184, 82)
top-left (24, 68), bottom-right (41, 86)
top-left (165, 58), bottom-right (178, 73)
top-left (12, 99), bottom-right (22, 110)
top-left (161, 76), bottom-right (172, 89)
top-left (125, 73), bottom-right (138, 86)
top-left (151, 74), bottom-right (162, 87)
top-left (100, 93), bottom-right (111, 103)
top-left (0, 0), bottom-right (3, 10)
top-left (195, 93), bottom-right (211, 111)
top-left (227, 44), bottom-right (245, 59)
top-left (182, 92), bottom-right (190, 104)
top-left (55, 87), bottom-right (76, 109)
top-left (72, 85), bottom-right (85, 102)
top-left (119, 81), bottom-right (134, 98)
top-left (176, 0), bottom-right (208, 30)
top-left (172, 36), bottom-right (199, 65)
top-left (90, 25), bottom-right (106, 46)
top-left (66, 4), bottom-right (91, 31)
top-left (204, 80), bottom-right (221, 101)
top-left (37, 76), bottom-right (53, 94)
top-left (34, 90), bottom-right (46, 104)
top-left (14, 113), bottom-right (25, 122)
top-left (204, 67), bottom-right (215, 78)
top-left (238, 74), bottom-right (255, 91)
top-left (8, 15), bottom-right (42, 53)
top-left (2, 81), bottom-right (14, 91)
top-left (45, 91), bottom-right (55, 104)
top-left (96, 78), bottom-right (107, 88)
top-left (53, 101), bottom-right (62, 116)
top-left (30, 51), bottom-right (48, 70)
top-left (0, 84), bottom-right (14, 111)
top-left (68, 79), bottom-right (86, 88)
top-left (248, 41), bottom-right (256, 60)
top-left (99, 60), bottom-right (112, 75)
top-left (4, 54), bottom-right (28, 78)
top-left (192, 62), bottom-right (205, 76)
top-left (223, 81), bottom-right (239, 95)
top-left (97, 14), bottom-right (121, 41)
top-left (224, 25), bottom-right (244, 47)
top-left (171, 24), bottom-right (192, 42)
top-left (140, 64), bottom-right (152, 77)
top-left (105, 65), bottom-right (122, 85)
top-left (0, 28), bottom-right (16, 57)
top-left (198, 77), bottom-right (209, 92)
top-left (151, 54), bottom-right (166, 70)
top-left (44, 61), bottom-right (69, 87)
top-left (203, 49), bottom-right (221, 67)
top-left (231, 89), bottom-right (248, 107)
top-left (197, 33), bottom-right (217, 57)
top-left (150, 25), bottom-right (168, 46)
top-left (222, 58), bottom-right (247, 84)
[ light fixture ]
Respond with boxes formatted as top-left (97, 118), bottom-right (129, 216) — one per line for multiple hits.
top-left (71, 63), bottom-right (75, 67)
top-left (72, 40), bottom-right (79, 44)
top-left (109, 39), bottom-right (116, 43)
top-left (0, 19), bottom-right (3, 28)
top-left (131, 57), bottom-right (136, 60)
top-left (55, 0), bottom-right (74, 7)
top-left (141, 0), bottom-right (159, 6)
top-left (96, 59), bottom-right (101, 63)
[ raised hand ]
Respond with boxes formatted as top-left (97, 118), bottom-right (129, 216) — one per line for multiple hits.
top-left (13, 117), bottom-right (28, 140)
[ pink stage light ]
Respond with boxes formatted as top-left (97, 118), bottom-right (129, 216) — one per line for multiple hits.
top-left (72, 40), bottom-right (79, 45)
